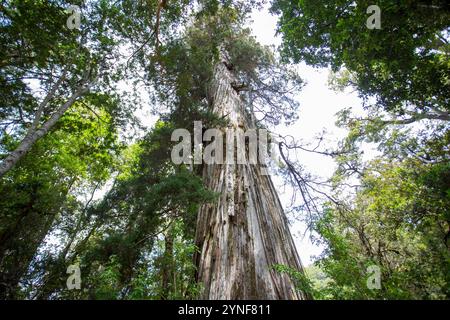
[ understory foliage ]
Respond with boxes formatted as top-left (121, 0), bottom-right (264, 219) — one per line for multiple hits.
top-left (273, 0), bottom-right (450, 299)
top-left (0, 0), bottom-right (448, 299)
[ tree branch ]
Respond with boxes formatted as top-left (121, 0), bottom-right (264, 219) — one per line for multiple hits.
top-left (0, 80), bottom-right (93, 178)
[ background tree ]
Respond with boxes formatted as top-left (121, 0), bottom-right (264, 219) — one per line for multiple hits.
top-left (0, 103), bottom-right (120, 299)
top-left (271, 0), bottom-right (450, 299)
top-left (0, 0), bottom-right (193, 177)
top-left (271, 0), bottom-right (450, 122)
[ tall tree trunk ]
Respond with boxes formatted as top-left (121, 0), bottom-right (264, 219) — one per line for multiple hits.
top-left (0, 81), bottom-right (90, 179)
top-left (0, 207), bottom-right (57, 299)
top-left (0, 177), bottom-right (76, 299)
top-left (194, 61), bottom-right (310, 300)
top-left (160, 227), bottom-right (174, 299)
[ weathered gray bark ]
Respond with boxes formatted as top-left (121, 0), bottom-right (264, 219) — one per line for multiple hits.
top-left (194, 61), bottom-right (309, 300)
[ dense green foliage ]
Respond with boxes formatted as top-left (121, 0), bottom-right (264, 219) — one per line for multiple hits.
top-left (314, 159), bottom-right (450, 299)
top-left (273, 0), bottom-right (449, 299)
top-left (272, 0), bottom-right (450, 117)
top-left (0, 0), bottom-right (448, 299)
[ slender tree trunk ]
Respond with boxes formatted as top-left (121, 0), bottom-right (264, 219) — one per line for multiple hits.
top-left (0, 204), bottom-right (58, 299)
top-left (161, 228), bottom-right (174, 299)
top-left (194, 61), bottom-right (309, 300)
top-left (0, 83), bottom-right (90, 179)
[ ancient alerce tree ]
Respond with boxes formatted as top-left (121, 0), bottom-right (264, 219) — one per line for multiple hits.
top-left (193, 59), bottom-right (308, 299)
top-left (1, 0), bottom-right (449, 300)
top-left (141, 6), bottom-right (308, 299)
top-left (145, 5), bottom-right (308, 298)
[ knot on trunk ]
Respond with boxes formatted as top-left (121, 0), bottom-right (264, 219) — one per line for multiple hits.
top-left (222, 61), bottom-right (234, 70)
top-left (231, 81), bottom-right (249, 93)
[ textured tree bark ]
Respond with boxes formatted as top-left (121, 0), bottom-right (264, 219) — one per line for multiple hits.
top-left (194, 61), bottom-right (309, 300)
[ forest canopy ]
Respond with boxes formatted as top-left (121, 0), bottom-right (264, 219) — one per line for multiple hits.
top-left (0, 0), bottom-right (448, 300)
